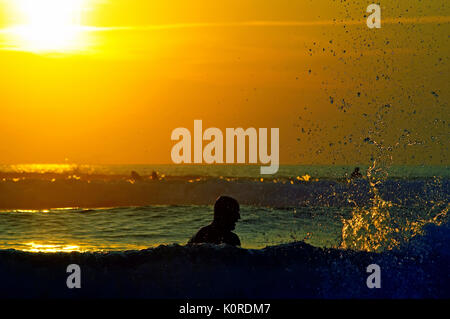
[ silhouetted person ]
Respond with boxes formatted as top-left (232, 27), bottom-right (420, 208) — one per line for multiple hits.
top-left (151, 170), bottom-right (158, 180)
top-left (350, 167), bottom-right (363, 179)
top-left (130, 170), bottom-right (142, 181)
top-left (188, 196), bottom-right (241, 246)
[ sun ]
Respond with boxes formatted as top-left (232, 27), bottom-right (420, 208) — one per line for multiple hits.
top-left (10, 0), bottom-right (86, 53)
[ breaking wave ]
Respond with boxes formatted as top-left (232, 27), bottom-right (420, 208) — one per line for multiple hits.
top-left (0, 218), bottom-right (448, 298)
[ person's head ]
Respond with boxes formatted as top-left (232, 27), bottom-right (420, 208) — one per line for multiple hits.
top-left (355, 167), bottom-right (360, 172)
top-left (213, 196), bottom-right (240, 231)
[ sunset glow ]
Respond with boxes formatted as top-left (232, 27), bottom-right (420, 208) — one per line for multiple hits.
top-left (0, 0), bottom-right (447, 165)
top-left (7, 0), bottom-right (85, 52)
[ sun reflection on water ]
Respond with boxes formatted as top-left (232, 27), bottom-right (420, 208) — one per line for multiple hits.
top-left (7, 164), bottom-right (79, 174)
top-left (23, 242), bottom-right (84, 253)
top-left (17, 241), bottom-right (155, 253)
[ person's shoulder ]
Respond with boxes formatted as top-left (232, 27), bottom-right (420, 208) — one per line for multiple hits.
top-left (188, 224), bottom-right (213, 244)
top-left (197, 224), bottom-right (215, 235)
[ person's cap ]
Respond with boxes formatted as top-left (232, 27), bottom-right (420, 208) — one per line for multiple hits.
top-left (214, 196), bottom-right (240, 220)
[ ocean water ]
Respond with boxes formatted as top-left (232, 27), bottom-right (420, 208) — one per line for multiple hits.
top-left (0, 205), bottom-right (347, 251)
top-left (0, 163), bottom-right (448, 179)
top-left (0, 164), bottom-right (448, 253)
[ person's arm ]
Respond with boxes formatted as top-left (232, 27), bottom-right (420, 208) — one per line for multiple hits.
top-left (187, 230), bottom-right (201, 244)
top-left (229, 232), bottom-right (241, 246)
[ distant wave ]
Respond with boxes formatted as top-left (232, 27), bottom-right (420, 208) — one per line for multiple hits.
top-left (0, 177), bottom-right (447, 209)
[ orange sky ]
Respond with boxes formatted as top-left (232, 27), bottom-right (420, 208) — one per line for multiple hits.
top-left (0, 0), bottom-right (448, 165)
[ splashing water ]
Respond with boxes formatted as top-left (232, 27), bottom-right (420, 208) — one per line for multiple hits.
top-left (341, 161), bottom-right (449, 252)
